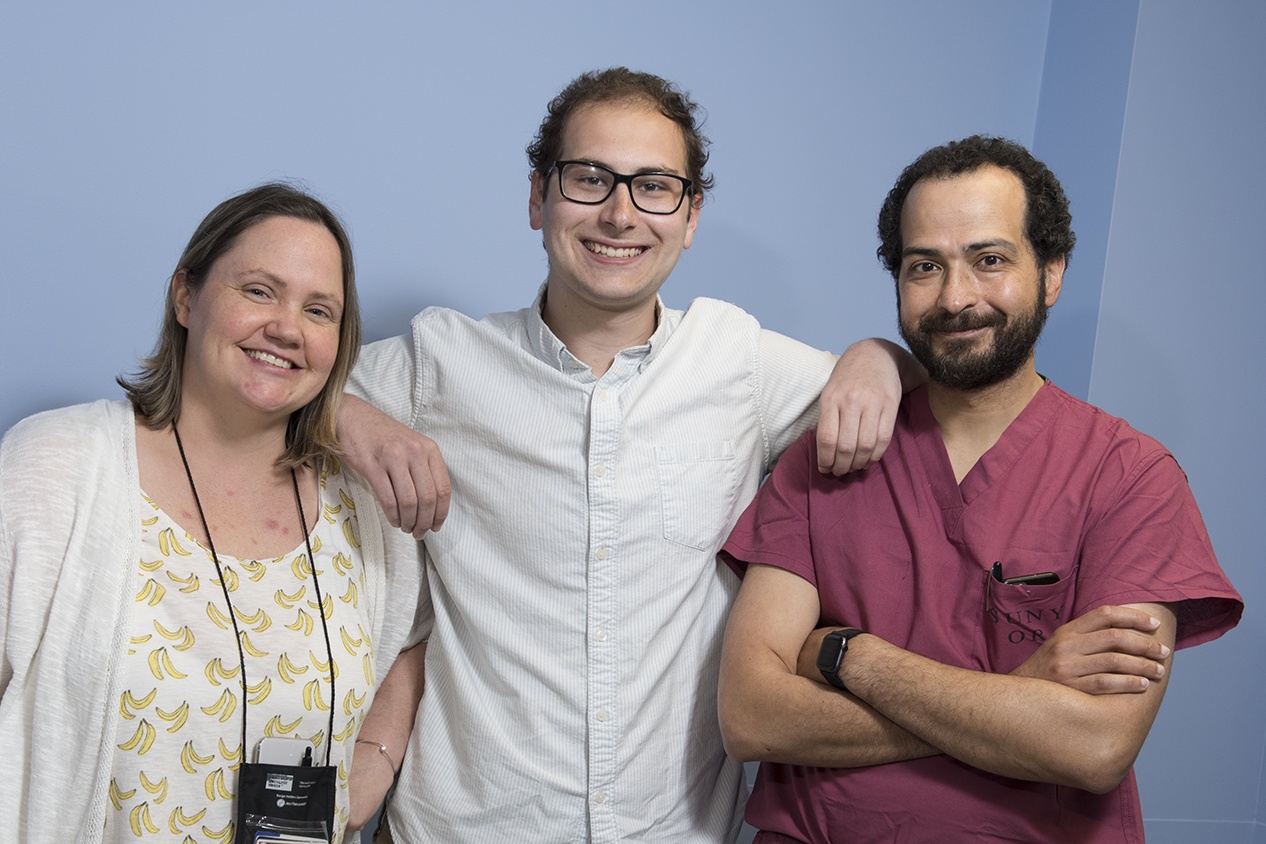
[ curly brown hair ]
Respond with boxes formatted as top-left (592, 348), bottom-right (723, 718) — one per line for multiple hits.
top-left (526, 67), bottom-right (714, 203)
top-left (877, 135), bottom-right (1075, 278)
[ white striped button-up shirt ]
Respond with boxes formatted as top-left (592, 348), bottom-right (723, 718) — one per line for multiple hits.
top-left (350, 291), bottom-right (836, 843)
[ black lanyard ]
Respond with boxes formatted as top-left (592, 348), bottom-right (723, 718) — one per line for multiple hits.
top-left (172, 425), bottom-right (336, 766)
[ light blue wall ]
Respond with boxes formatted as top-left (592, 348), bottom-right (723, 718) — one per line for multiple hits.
top-left (1034, 2), bottom-right (1266, 840)
top-left (2, 0), bottom-right (1260, 838)
top-left (1083, 1), bottom-right (1266, 841)
top-left (1031, 0), bottom-right (1139, 400)
top-left (0, 0), bottom-right (1050, 433)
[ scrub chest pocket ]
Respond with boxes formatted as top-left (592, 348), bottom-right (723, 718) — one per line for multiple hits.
top-left (982, 553), bottom-right (1077, 674)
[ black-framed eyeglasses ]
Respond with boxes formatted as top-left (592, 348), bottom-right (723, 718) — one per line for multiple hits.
top-left (550, 160), bottom-right (694, 215)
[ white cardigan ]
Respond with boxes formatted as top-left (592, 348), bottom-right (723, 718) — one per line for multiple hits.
top-left (0, 400), bottom-right (422, 843)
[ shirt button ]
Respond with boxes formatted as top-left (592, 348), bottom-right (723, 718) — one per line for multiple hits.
top-left (599, 389), bottom-right (610, 403)
top-left (596, 548), bottom-right (609, 561)
top-left (594, 792), bottom-right (607, 804)
top-left (596, 710), bottom-right (609, 722)
top-left (594, 464), bottom-right (607, 478)
top-left (596, 630), bottom-right (608, 641)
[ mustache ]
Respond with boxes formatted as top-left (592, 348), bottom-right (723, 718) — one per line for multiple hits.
top-left (917, 311), bottom-right (1005, 333)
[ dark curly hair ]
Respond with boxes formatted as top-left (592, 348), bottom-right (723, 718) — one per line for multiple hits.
top-left (877, 135), bottom-right (1075, 278)
top-left (526, 67), bottom-right (714, 203)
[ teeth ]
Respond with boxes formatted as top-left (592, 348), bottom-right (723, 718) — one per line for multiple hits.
top-left (586, 241), bottom-right (644, 259)
top-left (246, 350), bottom-right (293, 369)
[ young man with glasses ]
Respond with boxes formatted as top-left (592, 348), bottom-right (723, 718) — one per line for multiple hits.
top-left (339, 68), bottom-right (921, 843)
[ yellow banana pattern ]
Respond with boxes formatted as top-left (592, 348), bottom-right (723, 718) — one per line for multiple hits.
top-left (167, 569), bottom-right (200, 594)
top-left (107, 463), bottom-right (375, 843)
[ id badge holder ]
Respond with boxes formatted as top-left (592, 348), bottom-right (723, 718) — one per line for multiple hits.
top-left (236, 759), bottom-right (336, 844)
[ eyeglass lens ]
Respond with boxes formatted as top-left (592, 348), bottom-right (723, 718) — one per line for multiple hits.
top-left (557, 162), bottom-right (688, 214)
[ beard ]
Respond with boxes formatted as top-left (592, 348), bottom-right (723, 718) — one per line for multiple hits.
top-left (900, 274), bottom-right (1048, 392)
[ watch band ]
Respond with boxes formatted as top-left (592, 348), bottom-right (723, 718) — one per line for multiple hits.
top-left (816, 627), bottom-right (866, 691)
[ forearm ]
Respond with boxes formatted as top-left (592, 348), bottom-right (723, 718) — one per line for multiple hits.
top-left (348, 641), bottom-right (426, 830)
top-left (335, 394), bottom-right (393, 484)
top-left (720, 655), bottom-right (938, 766)
top-left (841, 630), bottom-right (1170, 793)
top-left (718, 570), bottom-right (939, 768)
top-left (845, 337), bottom-right (925, 393)
top-left (336, 393), bottom-right (405, 455)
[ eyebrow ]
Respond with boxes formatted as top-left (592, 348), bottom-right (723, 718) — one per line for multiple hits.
top-left (901, 239), bottom-right (1021, 260)
top-left (572, 158), bottom-right (684, 177)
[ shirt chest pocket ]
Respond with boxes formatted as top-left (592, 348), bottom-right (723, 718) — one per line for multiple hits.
top-left (654, 440), bottom-right (739, 551)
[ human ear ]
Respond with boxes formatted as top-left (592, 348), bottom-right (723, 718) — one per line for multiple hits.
top-left (172, 269), bottom-right (193, 328)
top-left (528, 171), bottom-right (547, 232)
top-left (1043, 255), bottom-right (1066, 307)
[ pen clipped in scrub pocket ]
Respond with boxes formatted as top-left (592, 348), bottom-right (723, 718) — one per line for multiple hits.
top-left (982, 559), bottom-right (1074, 674)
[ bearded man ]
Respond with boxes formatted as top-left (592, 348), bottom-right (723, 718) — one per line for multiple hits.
top-left (716, 135), bottom-right (1242, 844)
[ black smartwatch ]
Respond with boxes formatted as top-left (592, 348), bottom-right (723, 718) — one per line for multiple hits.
top-left (816, 627), bottom-right (866, 691)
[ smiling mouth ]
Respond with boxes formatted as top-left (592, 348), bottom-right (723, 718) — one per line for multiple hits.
top-left (585, 240), bottom-right (645, 259)
top-left (245, 349), bottom-right (295, 370)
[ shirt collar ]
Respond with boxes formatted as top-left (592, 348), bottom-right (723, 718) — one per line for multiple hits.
top-left (524, 283), bottom-right (672, 378)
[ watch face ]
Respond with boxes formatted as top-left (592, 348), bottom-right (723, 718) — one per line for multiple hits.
top-left (817, 631), bottom-right (845, 675)
top-left (816, 629), bottom-right (860, 691)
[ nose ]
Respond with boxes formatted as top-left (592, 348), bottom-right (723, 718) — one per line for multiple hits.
top-left (937, 263), bottom-right (980, 315)
top-left (598, 181), bottom-right (639, 230)
top-left (265, 305), bottom-right (303, 345)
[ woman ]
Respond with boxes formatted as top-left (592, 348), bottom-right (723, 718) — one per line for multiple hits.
top-left (0, 184), bottom-right (419, 843)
